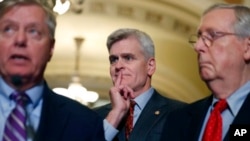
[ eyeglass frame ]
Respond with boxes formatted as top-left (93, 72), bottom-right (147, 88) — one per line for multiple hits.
top-left (188, 31), bottom-right (244, 48)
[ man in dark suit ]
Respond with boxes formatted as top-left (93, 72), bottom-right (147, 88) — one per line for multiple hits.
top-left (95, 28), bottom-right (186, 141)
top-left (0, 0), bottom-right (104, 141)
top-left (161, 3), bottom-right (250, 141)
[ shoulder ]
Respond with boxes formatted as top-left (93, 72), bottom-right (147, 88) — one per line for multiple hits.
top-left (93, 103), bottom-right (112, 118)
top-left (169, 96), bottom-right (211, 117)
top-left (186, 96), bottom-right (211, 110)
top-left (44, 87), bottom-right (102, 121)
top-left (152, 90), bottom-right (187, 109)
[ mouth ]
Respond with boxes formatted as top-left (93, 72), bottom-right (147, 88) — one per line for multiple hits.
top-left (115, 73), bottom-right (129, 77)
top-left (9, 54), bottom-right (29, 64)
top-left (199, 62), bottom-right (207, 67)
top-left (199, 61), bottom-right (210, 67)
top-left (10, 54), bottom-right (29, 60)
top-left (113, 73), bottom-right (130, 81)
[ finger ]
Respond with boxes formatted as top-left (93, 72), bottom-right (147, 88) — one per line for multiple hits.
top-left (114, 71), bottom-right (122, 87)
top-left (125, 86), bottom-right (135, 99)
top-left (121, 86), bottom-right (128, 99)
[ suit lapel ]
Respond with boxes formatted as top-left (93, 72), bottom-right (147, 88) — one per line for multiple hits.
top-left (232, 92), bottom-right (250, 124)
top-left (35, 83), bottom-right (71, 141)
top-left (128, 92), bottom-right (168, 141)
top-left (116, 127), bottom-right (126, 141)
top-left (185, 96), bottom-right (212, 141)
top-left (224, 93), bottom-right (250, 141)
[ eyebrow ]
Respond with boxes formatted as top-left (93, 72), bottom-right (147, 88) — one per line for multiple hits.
top-left (109, 55), bottom-right (118, 60)
top-left (197, 28), bottom-right (220, 34)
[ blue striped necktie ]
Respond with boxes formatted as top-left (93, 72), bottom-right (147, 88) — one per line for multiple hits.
top-left (3, 91), bottom-right (29, 141)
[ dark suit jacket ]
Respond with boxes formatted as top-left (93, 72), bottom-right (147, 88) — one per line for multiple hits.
top-left (161, 93), bottom-right (250, 141)
top-left (95, 89), bottom-right (186, 141)
top-left (33, 82), bottom-right (105, 141)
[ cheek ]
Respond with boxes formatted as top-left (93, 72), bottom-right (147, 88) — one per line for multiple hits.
top-left (109, 67), bottom-right (116, 81)
top-left (213, 46), bottom-right (242, 71)
top-left (31, 48), bottom-right (51, 67)
top-left (0, 49), bottom-right (5, 59)
top-left (211, 49), bottom-right (228, 71)
top-left (134, 66), bottom-right (147, 79)
top-left (109, 66), bottom-right (114, 74)
top-left (0, 48), bottom-right (9, 65)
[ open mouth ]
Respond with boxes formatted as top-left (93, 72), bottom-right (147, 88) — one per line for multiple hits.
top-left (9, 54), bottom-right (29, 63)
top-left (10, 54), bottom-right (28, 60)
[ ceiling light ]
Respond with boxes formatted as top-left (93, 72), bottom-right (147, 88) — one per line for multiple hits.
top-left (53, 0), bottom-right (71, 15)
top-left (53, 37), bottom-right (99, 106)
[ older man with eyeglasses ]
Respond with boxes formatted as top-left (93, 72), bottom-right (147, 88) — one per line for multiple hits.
top-left (161, 3), bottom-right (250, 141)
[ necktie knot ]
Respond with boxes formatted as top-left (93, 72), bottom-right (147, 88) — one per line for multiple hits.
top-left (214, 99), bottom-right (228, 113)
top-left (129, 100), bottom-right (136, 109)
top-left (11, 91), bottom-right (29, 106)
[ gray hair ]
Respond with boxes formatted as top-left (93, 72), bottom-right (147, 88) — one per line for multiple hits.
top-left (0, 0), bottom-right (56, 39)
top-left (204, 3), bottom-right (250, 38)
top-left (106, 28), bottom-right (155, 59)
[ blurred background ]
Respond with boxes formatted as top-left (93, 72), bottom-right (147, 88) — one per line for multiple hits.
top-left (31, 0), bottom-right (249, 107)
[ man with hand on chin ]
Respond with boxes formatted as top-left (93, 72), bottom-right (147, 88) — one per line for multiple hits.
top-left (95, 28), bottom-right (186, 141)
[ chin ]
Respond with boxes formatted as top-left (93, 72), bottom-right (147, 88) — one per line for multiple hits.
top-left (200, 72), bottom-right (210, 80)
top-left (8, 71), bottom-right (33, 79)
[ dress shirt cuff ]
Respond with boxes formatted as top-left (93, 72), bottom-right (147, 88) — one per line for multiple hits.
top-left (104, 119), bottom-right (119, 141)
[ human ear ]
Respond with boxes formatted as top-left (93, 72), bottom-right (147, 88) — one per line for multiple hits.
top-left (48, 39), bottom-right (55, 62)
top-left (243, 37), bottom-right (250, 61)
top-left (147, 57), bottom-right (156, 76)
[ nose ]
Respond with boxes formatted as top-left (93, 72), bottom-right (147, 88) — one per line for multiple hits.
top-left (14, 30), bottom-right (27, 47)
top-left (114, 59), bottom-right (125, 71)
top-left (194, 37), bottom-right (206, 53)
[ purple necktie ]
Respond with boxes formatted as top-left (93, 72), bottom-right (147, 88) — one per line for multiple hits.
top-left (3, 91), bottom-right (29, 141)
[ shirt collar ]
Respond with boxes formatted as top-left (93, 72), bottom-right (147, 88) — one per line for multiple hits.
top-left (0, 77), bottom-right (15, 99)
top-left (25, 82), bottom-right (44, 107)
top-left (0, 77), bottom-right (44, 107)
top-left (134, 87), bottom-right (154, 110)
top-left (212, 81), bottom-right (250, 116)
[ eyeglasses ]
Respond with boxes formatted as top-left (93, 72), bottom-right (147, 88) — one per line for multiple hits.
top-left (189, 31), bottom-right (242, 48)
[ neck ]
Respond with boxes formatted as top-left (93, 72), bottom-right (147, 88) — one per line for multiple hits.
top-left (206, 78), bottom-right (249, 99)
top-left (3, 75), bottom-right (42, 91)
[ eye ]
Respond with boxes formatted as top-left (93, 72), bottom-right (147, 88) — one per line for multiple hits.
top-left (209, 31), bottom-right (216, 39)
top-left (124, 55), bottom-right (132, 60)
top-left (28, 28), bottom-right (40, 36)
top-left (124, 55), bottom-right (133, 61)
top-left (197, 31), bottom-right (202, 38)
top-left (109, 56), bottom-right (118, 64)
top-left (1, 25), bottom-right (16, 36)
top-left (4, 26), bottom-right (13, 32)
top-left (207, 30), bottom-right (222, 40)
